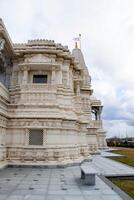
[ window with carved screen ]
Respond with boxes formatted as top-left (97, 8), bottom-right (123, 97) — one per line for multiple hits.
top-left (29, 129), bottom-right (43, 145)
top-left (33, 75), bottom-right (47, 83)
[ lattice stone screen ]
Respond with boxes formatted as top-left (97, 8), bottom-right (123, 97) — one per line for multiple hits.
top-left (29, 129), bottom-right (43, 145)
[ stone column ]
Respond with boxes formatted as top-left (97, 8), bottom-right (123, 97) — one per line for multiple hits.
top-left (76, 81), bottom-right (80, 96)
top-left (51, 66), bottom-right (56, 84)
top-left (98, 107), bottom-right (102, 120)
top-left (22, 66), bottom-right (28, 84)
top-left (98, 112), bottom-right (101, 120)
top-left (67, 66), bottom-right (70, 86)
top-left (70, 66), bottom-right (73, 90)
top-left (97, 112), bottom-right (100, 120)
top-left (93, 108), bottom-right (99, 120)
top-left (58, 66), bottom-right (62, 84)
top-left (96, 110), bottom-right (100, 120)
top-left (63, 61), bottom-right (70, 86)
top-left (95, 111), bottom-right (97, 120)
top-left (18, 70), bottom-right (22, 85)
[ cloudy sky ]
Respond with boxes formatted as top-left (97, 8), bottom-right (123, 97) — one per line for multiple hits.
top-left (0, 0), bottom-right (134, 137)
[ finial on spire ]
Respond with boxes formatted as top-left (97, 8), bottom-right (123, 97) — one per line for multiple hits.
top-left (73, 34), bottom-right (82, 49)
top-left (79, 34), bottom-right (81, 49)
top-left (75, 42), bottom-right (78, 49)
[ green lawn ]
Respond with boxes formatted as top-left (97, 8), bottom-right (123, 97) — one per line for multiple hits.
top-left (109, 178), bottom-right (134, 199)
top-left (108, 148), bottom-right (134, 199)
top-left (110, 148), bottom-right (134, 167)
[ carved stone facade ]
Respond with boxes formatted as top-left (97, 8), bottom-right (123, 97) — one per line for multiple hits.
top-left (0, 19), bottom-right (107, 164)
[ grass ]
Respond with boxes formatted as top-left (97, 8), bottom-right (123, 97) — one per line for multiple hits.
top-left (110, 147), bottom-right (134, 167)
top-left (108, 148), bottom-right (134, 199)
top-left (109, 178), bottom-right (134, 199)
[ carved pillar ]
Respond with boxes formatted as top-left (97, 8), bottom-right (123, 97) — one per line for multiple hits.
top-left (18, 70), bottom-right (22, 85)
top-left (58, 66), bottom-right (62, 84)
top-left (64, 61), bottom-right (70, 86)
top-left (51, 66), bottom-right (55, 84)
top-left (97, 112), bottom-right (99, 120)
top-left (67, 66), bottom-right (70, 86)
top-left (98, 111), bottom-right (100, 120)
top-left (0, 38), bottom-right (5, 51)
top-left (95, 109), bottom-right (100, 120)
top-left (95, 110), bottom-right (97, 120)
top-left (98, 107), bottom-right (102, 120)
top-left (70, 66), bottom-right (73, 90)
top-left (76, 81), bottom-right (80, 96)
top-left (94, 107), bottom-right (102, 120)
top-left (22, 66), bottom-right (29, 84)
top-left (25, 128), bottom-right (29, 146)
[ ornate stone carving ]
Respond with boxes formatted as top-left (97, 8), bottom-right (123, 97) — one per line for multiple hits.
top-left (25, 54), bottom-right (53, 63)
top-left (31, 119), bottom-right (41, 126)
top-left (0, 38), bottom-right (5, 51)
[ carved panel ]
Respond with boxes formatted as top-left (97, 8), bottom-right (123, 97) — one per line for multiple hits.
top-left (25, 54), bottom-right (53, 63)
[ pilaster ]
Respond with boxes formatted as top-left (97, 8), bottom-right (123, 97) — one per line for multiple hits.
top-left (51, 66), bottom-right (56, 84)
top-left (76, 81), bottom-right (80, 96)
top-left (22, 66), bottom-right (29, 84)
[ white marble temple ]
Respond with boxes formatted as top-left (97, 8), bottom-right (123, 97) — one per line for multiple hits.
top-left (0, 19), bottom-right (107, 164)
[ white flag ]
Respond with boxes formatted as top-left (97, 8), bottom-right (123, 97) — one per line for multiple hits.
top-left (73, 37), bottom-right (80, 41)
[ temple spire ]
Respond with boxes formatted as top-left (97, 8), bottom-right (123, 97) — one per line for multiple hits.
top-left (72, 42), bottom-right (91, 85)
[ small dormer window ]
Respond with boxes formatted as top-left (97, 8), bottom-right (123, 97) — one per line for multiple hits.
top-left (33, 75), bottom-right (47, 83)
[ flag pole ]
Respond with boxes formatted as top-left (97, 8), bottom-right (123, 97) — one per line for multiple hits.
top-left (79, 34), bottom-right (81, 49)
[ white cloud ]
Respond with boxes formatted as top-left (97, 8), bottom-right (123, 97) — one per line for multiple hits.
top-left (104, 120), bottom-right (134, 138)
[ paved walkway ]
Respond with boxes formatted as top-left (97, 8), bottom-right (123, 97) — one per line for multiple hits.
top-left (90, 155), bottom-right (134, 177)
top-left (100, 151), bottom-right (123, 157)
top-left (0, 162), bottom-right (7, 170)
top-left (0, 151), bottom-right (134, 200)
top-left (0, 166), bottom-right (123, 200)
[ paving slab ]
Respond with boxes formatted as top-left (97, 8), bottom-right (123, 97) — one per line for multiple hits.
top-left (90, 155), bottom-right (134, 176)
top-left (0, 165), bottom-right (124, 200)
top-left (101, 151), bottom-right (123, 157)
top-left (0, 162), bottom-right (7, 170)
top-left (0, 152), bottom-right (134, 200)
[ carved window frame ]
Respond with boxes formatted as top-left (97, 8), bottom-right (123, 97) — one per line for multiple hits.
top-left (25, 128), bottom-right (46, 146)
